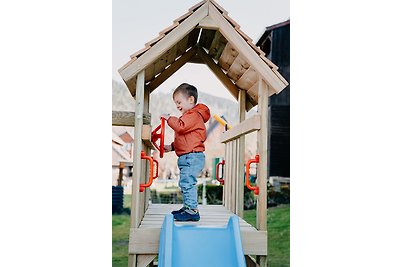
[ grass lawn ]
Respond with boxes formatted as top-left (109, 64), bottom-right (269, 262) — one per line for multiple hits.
top-left (113, 195), bottom-right (289, 267)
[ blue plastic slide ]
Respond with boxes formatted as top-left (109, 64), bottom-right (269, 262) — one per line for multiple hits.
top-left (158, 214), bottom-right (246, 267)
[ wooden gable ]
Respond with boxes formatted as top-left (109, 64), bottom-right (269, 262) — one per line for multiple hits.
top-left (118, 0), bottom-right (288, 111)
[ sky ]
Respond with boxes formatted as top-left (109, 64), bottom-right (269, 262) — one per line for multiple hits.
top-left (112, 0), bottom-right (289, 100)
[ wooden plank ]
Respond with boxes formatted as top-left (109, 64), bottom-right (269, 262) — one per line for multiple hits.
top-left (199, 29), bottom-right (217, 51)
top-left (230, 140), bottom-right (236, 213)
top-left (209, 0), bottom-right (228, 14)
top-left (159, 22), bottom-right (179, 35)
top-left (247, 40), bottom-right (265, 57)
top-left (131, 70), bottom-right (145, 228)
top-left (237, 90), bottom-right (246, 218)
top-left (112, 111), bottom-right (151, 126)
top-left (145, 205), bottom-right (231, 213)
top-left (208, 4), bottom-right (287, 94)
top-left (143, 90), bottom-right (151, 213)
top-left (125, 75), bottom-right (137, 97)
top-left (197, 46), bottom-right (239, 100)
top-left (256, 79), bottom-right (268, 231)
top-left (234, 139), bottom-right (240, 215)
top-left (226, 55), bottom-right (250, 82)
top-left (208, 31), bottom-right (228, 61)
top-left (142, 125), bottom-right (156, 150)
top-left (139, 220), bottom-right (254, 227)
top-left (145, 63), bottom-right (155, 83)
top-left (188, 0), bottom-right (206, 11)
top-left (198, 15), bottom-right (219, 30)
top-left (236, 27), bottom-right (252, 42)
top-left (236, 67), bottom-right (258, 90)
top-left (146, 46), bottom-right (197, 92)
top-left (129, 228), bottom-right (266, 255)
top-left (218, 42), bottom-right (239, 71)
top-left (139, 148), bottom-right (147, 218)
top-left (245, 255), bottom-right (260, 267)
top-left (222, 13), bottom-right (240, 28)
top-left (272, 68), bottom-right (289, 86)
top-left (153, 45), bottom-right (178, 78)
top-left (260, 54), bottom-right (278, 70)
top-left (247, 81), bottom-right (259, 103)
top-left (220, 115), bottom-right (261, 143)
top-left (145, 34), bottom-right (165, 48)
top-left (174, 34), bottom-right (190, 57)
top-left (226, 142), bottom-right (232, 212)
top-left (187, 27), bottom-right (201, 49)
top-left (128, 254), bottom-right (136, 267)
top-left (137, 255), bottom-right (157, 267)
top-left (173, 11), bottom-right (193, 23)
top-left (119, 3), bottom-right (208, 89)
top-left (187, 53), bottom-right (204, 64)
top-left (130, 46), bottom-right (151, 60)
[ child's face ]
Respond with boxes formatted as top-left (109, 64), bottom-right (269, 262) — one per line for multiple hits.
top-left (173, 92), bottom-right (195, 114)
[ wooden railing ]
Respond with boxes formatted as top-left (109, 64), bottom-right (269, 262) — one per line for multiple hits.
top-left (220, 115), bottom-right (260, 218)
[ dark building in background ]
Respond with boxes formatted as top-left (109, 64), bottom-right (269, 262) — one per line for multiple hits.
top-left (256, 20), bottom-right (290, 177)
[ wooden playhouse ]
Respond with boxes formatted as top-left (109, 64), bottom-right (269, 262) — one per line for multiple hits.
top-left (113, 1), bottom-right (288, 266)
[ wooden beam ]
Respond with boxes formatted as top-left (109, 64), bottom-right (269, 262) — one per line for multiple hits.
top-left (256, 79), bottom-right (268, 232)
top-left (198, 15), bottom-right (219, 30)
top-left (245, 255), bottom-right (260, 267)
top-left (131, 70), bottom-right (145, 229)
top-left (237, 89), bottom-right (246, 218)
top-left (112, 111), bottom-right (151, 126)
top-left (187, 53), bottom-right (204, 64)
top-left (208, 31), bottom-right (228, 61)
top-left (129, 228), bottom-right (267, 255)
top-left (220, 115), bottom-right (261, 143)
top-left (146, 46), bottom-right (197, 92)
top-left (119, 3), bottom-right (208, 83)
top-left (208, 3), bottom-right (287, 94)
top-left (137, 255), bottom-right (157, 267)
top-left (142, 125), bottom-right (156, 150)
top-left (197, 46), bottom-right (239, 100)
top-left (226, 55), bottom-right (250, 82)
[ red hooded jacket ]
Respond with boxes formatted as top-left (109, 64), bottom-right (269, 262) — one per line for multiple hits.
top-left (167, 103), bottom-right (210, 156)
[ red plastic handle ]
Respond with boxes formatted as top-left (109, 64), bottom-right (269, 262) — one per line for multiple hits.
top-left (246, 155), bottom-right (260, 195)
top-left (140, 151), bottom-right (154, 192)
top-left (216, 160), bottom-right (225, 185)
top-left (153, 158), bottom-right (159, 179)
top-left (151, 118), bottom-right (166, 158)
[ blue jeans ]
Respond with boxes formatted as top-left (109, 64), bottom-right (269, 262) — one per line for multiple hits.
top-left (177, 152), bottom-right (205, 210)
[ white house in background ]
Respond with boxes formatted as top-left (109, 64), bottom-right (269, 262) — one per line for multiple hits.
top-left (112, 126), bottom-right (134, 194)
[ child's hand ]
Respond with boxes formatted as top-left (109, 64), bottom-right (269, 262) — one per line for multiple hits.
top-left (164, 144), bottom-right (172, 152)
top-left (160, 114), bottom-right (170, 120)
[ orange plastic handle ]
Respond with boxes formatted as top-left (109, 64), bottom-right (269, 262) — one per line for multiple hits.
top-left (153, 159), bottom-right (159, 179)
top-left (151, 118), bottom-right (166, 158)
top-left (246, 155), bottom-right (260, 195)
top-left (216, 160), bottom-right (225, 185)
top-left (140, 151), bottom-right (154, 192)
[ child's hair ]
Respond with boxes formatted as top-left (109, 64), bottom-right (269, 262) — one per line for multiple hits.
top-left (173, 83), bottom-right (198, 104)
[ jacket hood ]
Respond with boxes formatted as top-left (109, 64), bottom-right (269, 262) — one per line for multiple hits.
top-left (192, 104), bottom-right (210, 123)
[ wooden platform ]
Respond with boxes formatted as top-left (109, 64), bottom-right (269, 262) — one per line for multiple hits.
top-left (129, 204), bottom-right (267, 255)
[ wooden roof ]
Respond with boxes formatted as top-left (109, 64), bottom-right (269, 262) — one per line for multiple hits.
top-left (118, 0), bottom-right (288, 111)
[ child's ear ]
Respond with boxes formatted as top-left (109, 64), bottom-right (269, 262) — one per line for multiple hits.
top-left (189, 96), bottom-right (195, 104)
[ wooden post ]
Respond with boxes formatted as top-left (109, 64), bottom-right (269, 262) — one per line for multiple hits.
top-left (129, 70), bottom-right (145, 267)
top-left (257, 78), bottom-right (269, 267)
top-left (256, 78), bottom-right (268, 231)
top-left (225, 142), bottom-right (231, 211)
top-left (237, 89), bottom-right (246, 217)
top-left (231, 139), bottom-right (237, 213)
top-left (117, 162), bottom-right (125, 186)
top-left (143, 88), bottom-right (151, 214)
